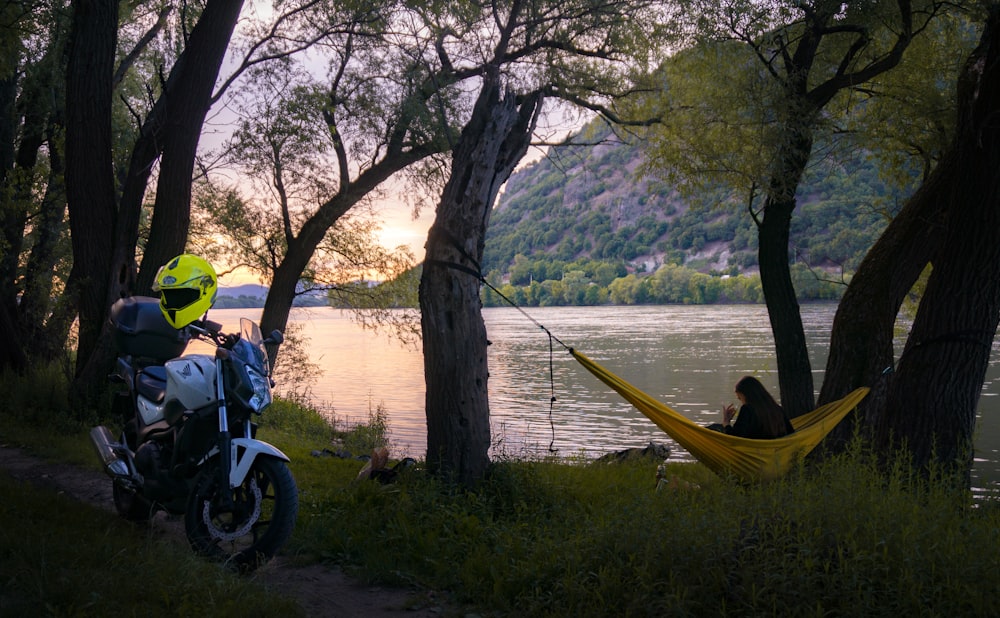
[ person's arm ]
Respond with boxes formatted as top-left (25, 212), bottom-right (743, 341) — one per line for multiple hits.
top-left (722, 403), bottom-right (736, 428)
top-left (724, 405), bottom-right (759, 437)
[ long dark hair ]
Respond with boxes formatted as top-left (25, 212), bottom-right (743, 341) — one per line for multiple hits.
top-left (735, 376), bottom-right (789, 438)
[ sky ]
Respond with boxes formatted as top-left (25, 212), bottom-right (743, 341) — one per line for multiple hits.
top-left (204, 6), bottom-right (590, 287)
top-left (202, 2), bottom-right (598, 288)
top-left (370, 141), bottom-right (554, 261)
top-left (210, 138), bottom-right (561, 288)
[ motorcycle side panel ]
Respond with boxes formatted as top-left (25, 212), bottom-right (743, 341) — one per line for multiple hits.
top-left (136, 396), bottom-right (164, 425)
top-left (164, 355), bottom-right (218, 411)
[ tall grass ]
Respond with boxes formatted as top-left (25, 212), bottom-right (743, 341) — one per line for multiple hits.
top-left (293, 446), bottom-right (1000, 617)
top-left (3, 365), bottom-right (999, 616)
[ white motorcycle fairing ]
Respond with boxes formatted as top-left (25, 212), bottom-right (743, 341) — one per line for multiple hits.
top-left (221, 438), bottom-right (290, 487)
top-left (165, 355), bottom-right (218, 410)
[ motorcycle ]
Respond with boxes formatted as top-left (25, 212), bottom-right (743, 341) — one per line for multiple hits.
top-left (90, 295), bottom-right (298, 572)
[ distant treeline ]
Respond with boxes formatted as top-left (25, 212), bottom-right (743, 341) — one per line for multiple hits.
top-left (220, 258), bottom-right (844, 311)
top-left (482, 260), bottom-right (842, 307)
top-left (214, 294), bottom-right (264, 309)
top-left (214, 294), bottom-right (328, 309)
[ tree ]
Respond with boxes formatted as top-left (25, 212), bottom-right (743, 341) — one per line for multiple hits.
top-left (62, 0), bottom-right (246, 407)
top-left (186, 0), bottom-right (475, 358)
top-left (63, 0), bottom-right (120, 409)
top-left (422, 78), bottom-right (541, 484)
top-left (0, 2), bottom-right (71, 369)
top-left (642, 0), bottom-right (939, 415)
top-left (0, 3), bottom-right (182, 376)
top-left (417, 0), bottom-right (663, 484)
top-left (198, 65), bottom-right (420, 341)
top-left (822, 5), bottom-right (1000, 480)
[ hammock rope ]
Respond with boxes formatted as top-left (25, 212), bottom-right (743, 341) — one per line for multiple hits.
top-left (482, 278), bottom-right (567, 452)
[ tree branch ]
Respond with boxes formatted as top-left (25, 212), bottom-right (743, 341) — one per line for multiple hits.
top-left (114, 6), bottom-right (171, 88)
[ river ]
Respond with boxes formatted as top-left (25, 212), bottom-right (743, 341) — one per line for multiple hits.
top-left (203, 304), bottom-right (1000, 492)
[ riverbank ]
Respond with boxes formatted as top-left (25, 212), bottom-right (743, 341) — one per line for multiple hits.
top-left (3, 391), bottom-right (999, 616)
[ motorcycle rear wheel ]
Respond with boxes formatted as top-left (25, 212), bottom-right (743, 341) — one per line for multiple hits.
top-left (184, 456), bottom-right (298, 572)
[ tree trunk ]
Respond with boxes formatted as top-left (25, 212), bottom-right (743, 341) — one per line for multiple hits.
top-left (20, 120), bottom-right (69, 361)
top-left (18, 25), bottom-right (69, 363)
top-left (0, 31), bottom-right (64, 370)
top-left (0, 72), bottom-right (23, 372)
top-left (877, 9), bottom-right (1000, 479)
top-left (758, 195), bottom-right (815, 416)
top-left (816, 151), bottom-right (952, 450)
top-left (0, 73), bottom-right (14, 185)
top-left (64, 0), bottom-right (119, 409)
top-left (420, 77), bottom-right (540, 486)
top-left (134, 0), bottom-right (245, 295)
top-left (0, 85), bottom-right (38, 323)
top-left (758, 126), bottom-right (816, 417)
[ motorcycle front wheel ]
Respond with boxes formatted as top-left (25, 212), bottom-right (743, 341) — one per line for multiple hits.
top-left (184, 456), bottom-right (298, 572)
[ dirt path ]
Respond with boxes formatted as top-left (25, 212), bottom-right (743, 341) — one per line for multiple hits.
top-left (0, 444), bottom-right (454, 617)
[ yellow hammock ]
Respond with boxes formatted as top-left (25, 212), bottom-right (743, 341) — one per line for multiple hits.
top-left (571, 350), bottom-right (870, 482)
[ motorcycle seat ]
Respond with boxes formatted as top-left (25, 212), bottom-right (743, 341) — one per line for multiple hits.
top-left (137, 366), bottom-right (167, 403)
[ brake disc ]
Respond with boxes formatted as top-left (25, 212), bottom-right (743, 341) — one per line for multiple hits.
top-left (201, 476), bottom-right (263, 542)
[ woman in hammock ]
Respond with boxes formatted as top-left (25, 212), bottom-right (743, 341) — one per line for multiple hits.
top-left (720, 376), bottom-right (795, 439)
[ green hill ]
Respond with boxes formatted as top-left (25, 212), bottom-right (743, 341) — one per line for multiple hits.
top-left (483, 128), bottom-right (900, 289)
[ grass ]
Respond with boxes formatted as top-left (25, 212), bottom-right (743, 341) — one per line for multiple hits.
top-left (0, 473), bottom-right (303, 617)
top-left (293, 451), bottom-right (1000, 617)
top-left (2, 365), bottom-right (1000, 616)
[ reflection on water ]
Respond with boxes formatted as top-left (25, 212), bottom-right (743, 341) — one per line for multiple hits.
top-left (205, 305), bottom-right (1000, 492)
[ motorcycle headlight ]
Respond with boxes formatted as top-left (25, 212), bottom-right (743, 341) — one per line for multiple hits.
top-left (246, 366), bottom-right (272, 414)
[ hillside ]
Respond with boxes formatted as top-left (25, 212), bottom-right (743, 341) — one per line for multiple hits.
top-left (483, 128), bottom-right (900, 281)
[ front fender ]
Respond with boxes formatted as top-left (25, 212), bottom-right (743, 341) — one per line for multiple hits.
top-left (229, 437), bottom-right (290, 487)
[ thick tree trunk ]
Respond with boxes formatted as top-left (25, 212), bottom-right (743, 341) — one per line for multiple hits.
top-left (816, 151), bottom-right (952, 450)
top-left (64, 0), bottom-right (119, 409)
top-left (134, 0), bottom-right (245, 294)
top-left (877, 10), bottom-right (1000, 479)
top-left (0, 72), bottom-right (23, 372)
top-left (420, 78), bottom-right (540, 486)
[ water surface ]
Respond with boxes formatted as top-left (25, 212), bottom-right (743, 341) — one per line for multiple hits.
top-left (204, 304), bottom-right (1000, 492)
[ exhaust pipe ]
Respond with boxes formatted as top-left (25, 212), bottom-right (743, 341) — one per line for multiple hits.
top-left (89, 426), bottom-right (130, 478)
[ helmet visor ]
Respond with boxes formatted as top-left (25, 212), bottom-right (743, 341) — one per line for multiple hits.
top-left (161, 287), bottom-right (201, 312)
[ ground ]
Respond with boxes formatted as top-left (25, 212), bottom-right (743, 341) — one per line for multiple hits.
top-left (0, 444), bottom-right (455, 618)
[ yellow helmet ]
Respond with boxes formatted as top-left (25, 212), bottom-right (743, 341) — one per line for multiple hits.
top-left (152, 254), bottom-right (218, 328)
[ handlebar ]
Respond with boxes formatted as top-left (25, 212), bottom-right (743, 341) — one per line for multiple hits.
top-left (187, 319), bottom-right (232, 347)
top-left (186, 319), bottom-right (283, 349)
